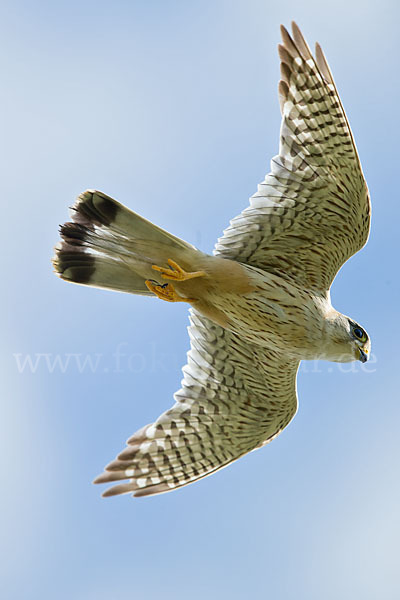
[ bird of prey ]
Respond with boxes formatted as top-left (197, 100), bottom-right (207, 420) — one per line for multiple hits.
top-left (53, 22), bottom-right (371, 498)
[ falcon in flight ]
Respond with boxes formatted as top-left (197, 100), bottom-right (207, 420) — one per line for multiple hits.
top-left (53, 23), bottom-right (371, 497)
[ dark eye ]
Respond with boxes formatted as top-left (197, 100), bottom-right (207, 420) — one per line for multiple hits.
top-left (353, 327), bottom-right (365, 340)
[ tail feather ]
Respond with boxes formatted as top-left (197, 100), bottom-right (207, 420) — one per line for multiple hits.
top-left (53, 190), bottom-right (197, 295)
top-left (71, 190), bottom-right (193, 251)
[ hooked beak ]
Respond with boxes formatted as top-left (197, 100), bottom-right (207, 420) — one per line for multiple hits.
top-left (359, 347), bottom-right (368, 363)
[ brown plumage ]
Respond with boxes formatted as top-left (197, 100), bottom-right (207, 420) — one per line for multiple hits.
top-left (53, 22), bottom-right (371, 497)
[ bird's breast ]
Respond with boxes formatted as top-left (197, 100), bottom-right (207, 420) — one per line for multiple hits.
top-left (204, 267), bottom-right (327, 359)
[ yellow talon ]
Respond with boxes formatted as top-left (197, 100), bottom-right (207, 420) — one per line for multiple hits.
top-left (151, 259), bottom-right (206, 282)
top-left (145, 280), bottom-right (195, 303)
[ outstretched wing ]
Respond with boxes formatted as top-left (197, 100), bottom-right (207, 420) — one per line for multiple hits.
top-left (94, 310), bottom-right (299, 497)
top-left (214, 22), bottom-right (370, 292)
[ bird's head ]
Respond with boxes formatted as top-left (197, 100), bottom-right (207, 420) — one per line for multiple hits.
top-left (324, 314), bottom-right (371, 363)
top-left (347, 319), bottom-right (370, 363)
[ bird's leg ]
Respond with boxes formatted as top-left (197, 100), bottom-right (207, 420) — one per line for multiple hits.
top-left (145, 280), bottom-right (195, 303)
top-left (151, 259), bottom-right (206, 282)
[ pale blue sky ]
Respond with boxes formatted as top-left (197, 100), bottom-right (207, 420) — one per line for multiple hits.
top-left (2, 1), bottom-right (399, 599)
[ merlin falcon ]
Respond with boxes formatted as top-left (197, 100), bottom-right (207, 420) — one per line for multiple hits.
top-left (53, 23), bottom-right (371, 497)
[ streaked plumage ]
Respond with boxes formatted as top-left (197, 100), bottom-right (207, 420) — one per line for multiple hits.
top-left (53, 23), bottom-right (371, 497)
